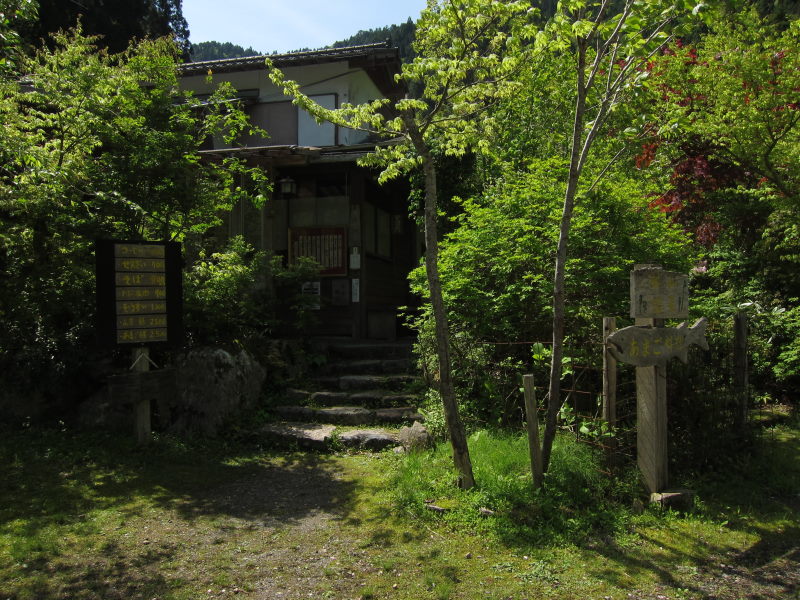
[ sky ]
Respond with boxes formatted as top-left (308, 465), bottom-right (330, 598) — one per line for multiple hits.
top-left (182, 0), bottom-right (429, 54)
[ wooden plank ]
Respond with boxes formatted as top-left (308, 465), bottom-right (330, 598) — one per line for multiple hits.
top-left (733, 312), bottom-right (749, 430)
top-left (523, 374), bottom-right (543, 490)
top-left (606, 318), bottom-right (708, 366)
top-left (114, 243), bottom-right (165, 258)
top-left (636, 316), bottom-right (668, 495)
top-left (630, 265), bottom-right (688, 319)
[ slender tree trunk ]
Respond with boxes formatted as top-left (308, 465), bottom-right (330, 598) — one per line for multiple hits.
top-left (405, 115), bottom-right (475, 489)
top-left (541, 41), bottom-right (587, 472)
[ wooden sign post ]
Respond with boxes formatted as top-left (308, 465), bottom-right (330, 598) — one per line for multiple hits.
top-left (606, 265), bottom-right (707, 497)
top-left (96, 240), bottom-right (182, 444)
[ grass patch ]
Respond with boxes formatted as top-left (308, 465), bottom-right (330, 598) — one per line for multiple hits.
top-left (390, 429), bottom-right (638, 547)
top-left (0, 420), bottom-right (797, 599)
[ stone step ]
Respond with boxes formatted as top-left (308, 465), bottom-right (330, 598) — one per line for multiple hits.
top-left (338, 429), bottom-right (400, 451)
top-left (273, 405), bottom-right (423, 426)
top-left (314, 374), bottom-right (418, 391)
top-left (322, 341), bottom-right (414, 361)
top-left (320, 358), bottom-right (414, 376)
top-left (283, 389), bottom-right (420, 408)
top-left (343, 390), bottom-right (419, 408)
top-left (262, 422), bottom-right (336, 451)
top-left (261, 422), bottom-right (399, 452)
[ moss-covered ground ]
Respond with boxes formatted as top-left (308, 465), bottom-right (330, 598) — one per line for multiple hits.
top-left (1, 416), bottom-right (797, 599)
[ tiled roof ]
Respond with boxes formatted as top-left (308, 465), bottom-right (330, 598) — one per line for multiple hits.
top-left (197, 139), bottom-right (402, 164)
top-left (179, 42), bottom-right (397, 77)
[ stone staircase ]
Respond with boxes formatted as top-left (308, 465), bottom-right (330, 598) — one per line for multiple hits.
top-left (263, 340), bottom-right (424, 451)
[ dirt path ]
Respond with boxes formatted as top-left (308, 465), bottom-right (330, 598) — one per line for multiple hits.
top-left (3, 439), bottom-right (798, 600)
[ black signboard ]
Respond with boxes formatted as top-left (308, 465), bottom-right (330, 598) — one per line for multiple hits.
top-left (96, 240), bottom-right (182, 346)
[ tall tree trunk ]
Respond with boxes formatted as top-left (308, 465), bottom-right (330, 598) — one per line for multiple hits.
top-left (405, 115), bottom-right (475, 489)
top-left (541, 41), bottom-right (587, 473)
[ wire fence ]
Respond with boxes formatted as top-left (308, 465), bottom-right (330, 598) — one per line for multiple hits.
top-left (419, 320), bottom-right (769, 477)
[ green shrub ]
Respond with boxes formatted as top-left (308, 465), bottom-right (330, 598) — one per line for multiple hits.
top-left (183, 236), bottom-right (318, 348)
top-left (409, 165), bottom-right (697, 427)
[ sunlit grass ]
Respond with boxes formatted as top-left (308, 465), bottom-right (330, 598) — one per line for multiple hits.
top-left (0, 421), bottom-right (797, 599)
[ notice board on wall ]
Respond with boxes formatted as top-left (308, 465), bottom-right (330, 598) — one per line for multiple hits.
top-left (289, 227), bottom-right (347, 276)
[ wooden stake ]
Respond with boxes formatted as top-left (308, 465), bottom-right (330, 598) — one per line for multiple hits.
top-left (733, 312), bottom-right (749, 430)
top-left (132, 346), bottom-right (151, 445)
top-left (602, 317), bottom-right (617, 427)
top-left (523, 374), bottom-right (544, 490)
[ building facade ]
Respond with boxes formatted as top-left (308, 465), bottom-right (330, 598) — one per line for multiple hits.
top-left (179, 43), bottom-right (420, 339)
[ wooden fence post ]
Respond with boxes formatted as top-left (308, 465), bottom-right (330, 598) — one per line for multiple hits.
top-left (132, 346), bottom-right (151, 445)
top-left (523, 374), bottom-right (544, 490)
top-left (602, 317), bottom-right (617, 427)
top-left (733, 312), bottom-right (749, 430)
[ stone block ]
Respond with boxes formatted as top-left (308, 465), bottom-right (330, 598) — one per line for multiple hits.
top-left (398, 421), bottom-right (434, 451)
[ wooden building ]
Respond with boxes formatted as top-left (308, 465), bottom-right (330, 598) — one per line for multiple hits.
top-left (178, 43), bottom-right (420, 339)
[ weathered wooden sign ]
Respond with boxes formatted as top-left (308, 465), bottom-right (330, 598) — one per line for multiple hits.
top-left (96, 240), bottom-right (182, 346)
top-left (606, 318), bottom-right (708, 367)
top-left (603, 264), bottom-right (704, 499)
top-left (630, 266), bottom-right (688, 319)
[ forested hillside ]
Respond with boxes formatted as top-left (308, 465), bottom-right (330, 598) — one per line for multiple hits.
top-left (20, 0), bottom-right (190, 55)
top-left (190, 40), bottom-right (261, 62)
top-left (331, 17), bottom-right (416, 62)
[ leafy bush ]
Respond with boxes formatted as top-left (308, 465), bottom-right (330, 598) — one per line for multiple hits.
top-left (410, 164), bottom-right (697, 427)
top-left (0, 29), bottom-right (268, 422)
top-left (183, 236), bottom-right (319, 348)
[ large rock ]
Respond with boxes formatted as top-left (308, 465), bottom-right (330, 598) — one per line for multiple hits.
top-left (169, 347), bottom-right (266, 436)
top-left (80, 347), bottom-right (266, 437)
top-left (398, 421), bottom-right (434, 451)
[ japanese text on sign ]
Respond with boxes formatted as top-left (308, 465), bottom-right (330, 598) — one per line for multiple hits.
top-left (630, 267), bottom-right (688, 319)
top-left (96, 239), bottom-right (181, 347)
top-left (113, 243), bottom-right (169, 344)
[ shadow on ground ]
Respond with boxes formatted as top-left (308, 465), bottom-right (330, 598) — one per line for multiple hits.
top-left (580, 424), bottom-right (800, 599)
top-left (0, 428), bottom-right (359, 599)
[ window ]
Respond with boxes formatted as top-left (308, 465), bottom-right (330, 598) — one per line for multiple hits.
top-left (298, 94), bottom-right (337, 146)
top-left (288, 174), bottom-right (349, 228)
top-left (363, 201), bottom-right (391, 258)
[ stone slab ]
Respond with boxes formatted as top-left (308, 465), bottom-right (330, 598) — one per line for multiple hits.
top-left (348, 391), bottom-right (419, 407)
top-left (338, 429), bottom-right (399, 451)
top-left (323, 359), bottom-right (413, 376)
top-left (261, 423), bottom-right (336, 450)
top-left (309, 391), bottom-right (349, 406)
top-left (274, 405), bottom-right (314, 420)
top-left (374, 407), bottom-right (424, 424)
top-left (317, 406), bottom-right (374, 425)
top-left (338, 374), bottom-right (416, 391)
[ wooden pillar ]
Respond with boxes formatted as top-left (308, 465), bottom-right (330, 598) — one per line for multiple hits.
top-left (636, 316), bottom-right (667, 495)
top-left (602, 317), bottom-right (617, 426)
top-left (132, 346), bottom-right (151, 445)
top-left (733, 312), bottom-right (749, 430)
top-left (523, 374), bottom-right (544, 490)
top-left (349, 169), bottom-right (365, 339)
